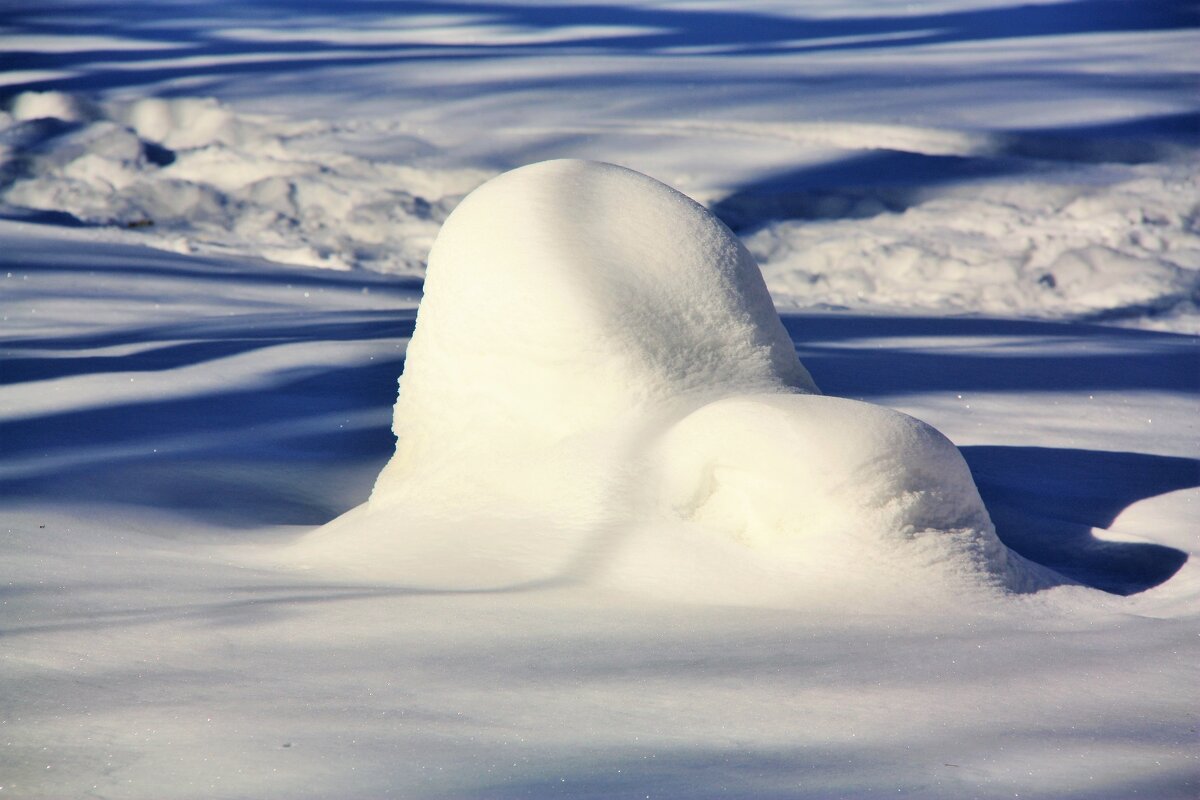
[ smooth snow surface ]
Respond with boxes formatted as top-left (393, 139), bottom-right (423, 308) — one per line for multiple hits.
top-left (295, 160), bottom-right (1044, 604)
top-left (380, 160), bottom-right (815, 457)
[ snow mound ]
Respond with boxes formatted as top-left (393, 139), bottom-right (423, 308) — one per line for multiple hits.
top-left (370, 159), bottom-right (816, 507)
top-left (293, 160), bottom-right (1046, 604)
top-left (0, 91), bottom-right (484, 272)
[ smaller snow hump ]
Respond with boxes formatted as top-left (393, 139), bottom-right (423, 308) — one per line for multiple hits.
top-left (297, 159), bottom-right (1054, 606)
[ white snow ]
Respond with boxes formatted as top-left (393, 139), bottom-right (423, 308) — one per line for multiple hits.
top-left (2, 2), bottom-right (1198, 798)
top-left (295, 160), bottom-right (1044, 607)
top-left (372, 160), bottom-right (813, 484)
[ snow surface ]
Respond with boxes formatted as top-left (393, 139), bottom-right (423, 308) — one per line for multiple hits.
top-left (2, 1), bottom-right (1199, 798)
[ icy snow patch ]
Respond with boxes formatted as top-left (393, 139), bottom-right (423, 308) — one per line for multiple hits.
top-left (292, 160), bottom-right (1048, 604)
top-left (0, 91), bottom-right (486, 272)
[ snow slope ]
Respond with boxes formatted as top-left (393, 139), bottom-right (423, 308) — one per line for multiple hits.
top-left (2, 1), bottom-right (1199, 798)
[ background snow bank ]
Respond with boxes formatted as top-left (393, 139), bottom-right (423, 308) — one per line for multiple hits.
top-left (748, 165), bottom-right (1200, 331)
top-left (294, 161), bottom-right (1050, 606)
top-left (3, 90), bottom-right (1196, 331)
top-left (1, 91), bottom-right (485, 272)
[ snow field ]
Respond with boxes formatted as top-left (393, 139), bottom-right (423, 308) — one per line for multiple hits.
top-left (2, 1), bottom-right (1199, 796)
top-left (2, 217), bottom-right (1197, 799)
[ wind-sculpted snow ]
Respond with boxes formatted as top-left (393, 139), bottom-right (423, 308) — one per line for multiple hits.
top-left (295, 160), bottom-right (1048, 604)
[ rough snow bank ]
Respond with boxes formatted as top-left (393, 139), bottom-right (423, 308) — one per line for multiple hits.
top-left (3, 91), bottom-right (1197, 332)
top-left (749, 169), bottom-right (1200, 332)
top-left (293, 160), bottom-right (1048, 605)
top-left (0, 91), bottom-right (484, 271)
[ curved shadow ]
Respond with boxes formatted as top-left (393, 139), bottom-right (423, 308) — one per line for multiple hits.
top-left (712, 110), bottom-right (1200, 232)
top-left (963, 446), bottom-right (1194, 594)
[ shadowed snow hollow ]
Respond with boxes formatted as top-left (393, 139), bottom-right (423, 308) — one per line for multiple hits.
top-left (293, 160), bottom-right (1051, 604)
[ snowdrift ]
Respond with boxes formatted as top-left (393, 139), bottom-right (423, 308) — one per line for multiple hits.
top-left (292, 160), bottom-right (1049, 604)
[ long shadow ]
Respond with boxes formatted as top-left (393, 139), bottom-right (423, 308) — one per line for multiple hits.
top-left (1, 312), bottom-right (415, 384)
top-left (0, 359), bottom-right (403, 525)
top-left (963, 446), bottom-right (1195, 594)
top-left (2, 243), bottom-right (424, 297)
top-left (803, 345), bottom-right (1199, 396)
top-left (1, 302), bottom-right (412, 525)
top-left (1, 0), bottom-right (1194, 97)
top-left (781, 314), bottom-right (1200, 397)
top-left (712, 150), bottom-right (1022, 232)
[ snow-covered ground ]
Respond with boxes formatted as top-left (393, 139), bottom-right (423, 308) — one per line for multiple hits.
top-left (2, 2), bottom-right (1198, 798)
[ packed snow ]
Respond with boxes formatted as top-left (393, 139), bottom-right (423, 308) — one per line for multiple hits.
top-left (2, 1), bottom-right (1198, 798)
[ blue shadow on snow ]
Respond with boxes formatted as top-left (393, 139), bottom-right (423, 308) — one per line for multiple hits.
top-left (1, 0), bottom-right (1195, 98)
top-left (963, 446), bottom-right (1196, 595)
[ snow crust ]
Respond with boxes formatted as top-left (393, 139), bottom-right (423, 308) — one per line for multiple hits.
top-left (297, 160), bottom-right (1042, 602)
